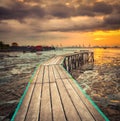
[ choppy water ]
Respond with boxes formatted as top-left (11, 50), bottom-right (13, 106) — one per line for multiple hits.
top-left (0, 48), bottom-right (120, 85)
top-left (0, 51), bottom-right (50, 83)
top-left (78, 48), bottom-right (120, 92)
top-left (0, 48), bottom-right (120, 120)
top-left (0, 48), bottom-right (81, 84)
top-left (76, 48), bottom-right (120, 119)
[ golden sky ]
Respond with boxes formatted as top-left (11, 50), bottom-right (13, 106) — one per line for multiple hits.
top-left (0, 0), bottom-right (120, 47)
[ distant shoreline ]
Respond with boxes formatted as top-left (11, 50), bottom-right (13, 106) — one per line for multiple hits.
top-left (0, 47), bottom-right (120, 53)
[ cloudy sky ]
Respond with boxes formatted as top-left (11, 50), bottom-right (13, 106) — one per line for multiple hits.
top-left (0, 0), bottom-right (120, 46)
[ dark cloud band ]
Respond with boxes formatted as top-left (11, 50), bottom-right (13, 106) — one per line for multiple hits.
top-left (0, 0), bottom-right (120, 32)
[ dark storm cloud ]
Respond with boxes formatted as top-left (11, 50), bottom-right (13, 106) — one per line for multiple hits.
top-left (103, 13), bottom-right (120, 30)
top-left (76, 1), bottom-right (113, 16)
top-left (76, 5), bottom-right (94, 16)
top-left (93, 1), bottom-right (113, 14)
top-left (46, 2), bottom-right (113, 18)
top-left (47, 4), bottom-right (75, 18)
top-left (46, 1), bottom-right (114, 18)
top-left (113, 4), bottom-right (120, 13)
top-left (0, 2), bottom-right (45, 20)
top-left (0, 0), bottom-right (120, 33)
top-left (0, 1), bottom-right (117, 20)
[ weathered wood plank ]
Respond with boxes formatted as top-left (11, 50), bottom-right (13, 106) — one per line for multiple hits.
top-left (62, 79), bottom-right (95, 121)
top-left (55, 65), bottom-right (69, 79)
top-left (30, 65), bottom-right (44, 84)
top-left (52, 56), bottom-right (59, 64)
top-left (56, 79), bottom-right (81, 121)
top-left (14, 84), bottom-right (34, 121)
top-left (54, 56), bottom-right (63, 64)
top-left (43, 57), bottom-right (56, 65)
top-left (56, 56), bottom-right (64, 65)
top-left (52, 66), bottom-right (61, 79)
top-left (49, 56), bottom-right (57, 65)
top-left (25, 84), bottom-right (42, 121)
top-left (56, 65), bottom-right (96, 120)
top-left (49, 65), bottom-right (55, 83)
top-left (25, 66), bottom-right (44, 121)
top-left (50, 83), bottom-right (66, 121)
top-left (55, 65), bottom-right (105, 121)
top-left (14, 66), bottom-right (42, 121)
top-left (43, 66), bottom-right (49, 83)
top-left (53, 66), bottom-right (81, 121)
top-left (40, 83), bottom-right (52, 121)
top-left (68, 79), bottom-right (105, 121)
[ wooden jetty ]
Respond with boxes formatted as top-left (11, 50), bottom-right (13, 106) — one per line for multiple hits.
top-left (11, 51), bottom-right (109, 121)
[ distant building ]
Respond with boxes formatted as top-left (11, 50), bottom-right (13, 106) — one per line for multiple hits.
top-left (35, 46), bottom-right (43, 51)
top-left (12, 42), bottom-right (18, 47)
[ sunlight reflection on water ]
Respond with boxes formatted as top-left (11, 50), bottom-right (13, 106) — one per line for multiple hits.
top-left (94, 48), bottom-right (120, 66)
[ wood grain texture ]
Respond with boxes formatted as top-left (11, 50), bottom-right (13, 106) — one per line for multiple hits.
top-left (68, 79), bottom-right (105, 121)
top-left (56, 79), bottom-right (81, 121)
top-left (14, 66), bottom-right (42, 121)
top-left (40, 83), bottom-right (52, 121)
top-left (49, 66), bottom-right (55, 83)
top-left (50, 83), bottom-right (66, 121)
top-left (63, 79), bottom-right (95, 121)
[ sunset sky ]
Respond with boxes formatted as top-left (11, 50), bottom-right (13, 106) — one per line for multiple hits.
top-left (0, 0), bottom-right (120, 47)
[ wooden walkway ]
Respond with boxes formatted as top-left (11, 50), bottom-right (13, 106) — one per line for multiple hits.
top-left (13, 54), bottom-right (108, 121)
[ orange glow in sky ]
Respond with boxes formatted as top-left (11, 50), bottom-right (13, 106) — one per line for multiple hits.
top-left (11, 30), bottom-right (120, 47)
top-left (0, 0), bottom-right (120, 47)
top-left (91, 30), bottom-right (120, 46)
top-left (44, 30), bottom-right (120, 47)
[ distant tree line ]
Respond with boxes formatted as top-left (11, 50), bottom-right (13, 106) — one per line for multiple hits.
top-left (0, 41), bottom-right (55, 52)
top-left (0, 41), bottom-right (10, 51)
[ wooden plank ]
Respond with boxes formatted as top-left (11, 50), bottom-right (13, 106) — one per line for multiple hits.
top-left (54, 56), bottom-right (62, 64)
top-left (55, 65), bottom-right (69, 79)
top-left (14, 84), bottom-right (35, 121)
top-left (56, 79), bottom-right (81, 121)
top-left (25, 66), bottom-right (44, 121)
top-left (43, 57), bottom-right (55, 65)
top-left (53, 65), bottom-right (81, 121)
top-left (56, 66), bottom-right (95, 120)
top-left (58, 57), bottom-right (64, 65)
top-left (49, 65), bottom-right (55, 83)
top-left (55, 64), bottom-right (105, 120)
top-left (25, 84), bottom-right (42, 121)
top-left (68, 79), bottom-right (105, 121)
top-left (63, 79), bottom-right (95, 121)
top-left (52, 66), bottom-right (61, 79)
top-left (43, 66), bottom-right (49, 83)
top-left (31, 65), bottom-right (44, 84)
top-left (47, 56), bottom-right (57, 65)
top-left (14, 66), bottom-right (42, 121)
top-left (40, 83), bottom-right (52, 121)
top-left (52, 57), bottom-right (59, 64)
top-left (52, 56), bottom-right (60, 65)
top-left (50, 83), bottom-right (66, 121)
top-left (56, 56), bottom-right (64, 65)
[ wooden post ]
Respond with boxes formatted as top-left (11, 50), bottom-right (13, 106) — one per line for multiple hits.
top-left (63, 51), bottom-right (94, 73)
top-left (68, 56), bottom-right (71, 72)
top-left (63, 58), bottom-right (66, 70)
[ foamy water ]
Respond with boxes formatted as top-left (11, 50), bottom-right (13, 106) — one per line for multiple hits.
top-left (0, 48), bottom-right (119, 84)
top-left (0, 48), bottom-right (120, 120)
top-left (0, 48), bottom-right (82, 83)
top-left (76, 48), bottom-right (120, 119)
